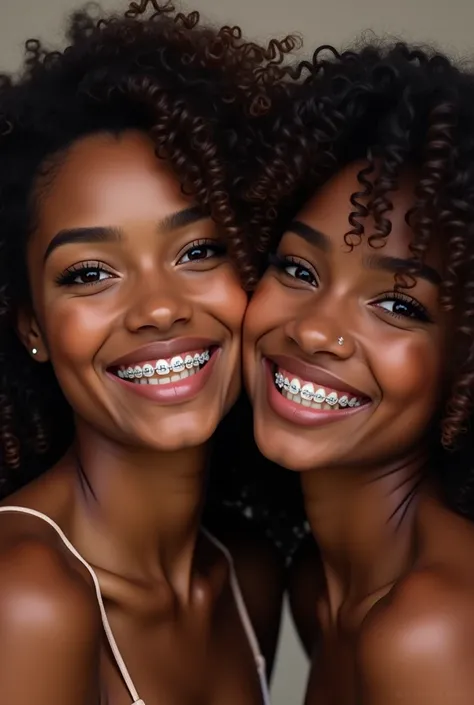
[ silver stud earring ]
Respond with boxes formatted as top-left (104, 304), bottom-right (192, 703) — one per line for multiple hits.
top-left (31, 347), bottom-right (38, 355)
top-left (337, 337), bottom-right (344, 346)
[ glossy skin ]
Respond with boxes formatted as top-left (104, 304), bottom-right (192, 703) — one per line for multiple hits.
top-left (244, 163), bottom-right (474, 705)
top-left (0, 130), bottom-right (270, 705)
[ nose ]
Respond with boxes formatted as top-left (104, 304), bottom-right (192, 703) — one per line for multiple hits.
top-left (284, 296), bottom-right (355, 359)
top-left (123, 274), bottom-right (193, 334)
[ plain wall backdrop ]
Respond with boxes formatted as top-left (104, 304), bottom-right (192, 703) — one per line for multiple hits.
top-left (2, 0), bottom-right (474, 702)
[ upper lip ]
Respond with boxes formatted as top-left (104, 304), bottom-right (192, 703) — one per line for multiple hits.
top-left (108, 337), bottom-right (218, 368)
top-left (268, 354), bottom-right (369, 399)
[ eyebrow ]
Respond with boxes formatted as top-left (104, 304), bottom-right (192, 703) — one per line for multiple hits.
top-left (288, 220), bottom-right (330, 251)
top-left (288, 220), bottom-right (441, 286)
top-left (43, 205), bottom-right (207, 263)
top-left (365, 254), bottom-right (442, 286)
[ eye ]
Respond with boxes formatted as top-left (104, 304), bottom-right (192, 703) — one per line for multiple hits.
top-left (269, 253), bottom-right (318, 287)
top-left (56, 262), bottom-right (115, 287)
top-left (372, 294), bottom-right (431, 323)
top-left (177, 239), bottom-right (226, 265)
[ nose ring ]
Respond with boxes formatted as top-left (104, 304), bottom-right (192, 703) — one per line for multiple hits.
top-left (337, 336), bottom-right (344, 346)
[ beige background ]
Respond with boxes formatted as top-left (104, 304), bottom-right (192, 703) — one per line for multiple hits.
top-left (2, 0), bottom-right (474, 702)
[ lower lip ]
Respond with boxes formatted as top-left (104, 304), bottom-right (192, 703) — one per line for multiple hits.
top-left (264, 359), bottom-right (369, 428)
top-left (107, 350), bottom-right (219, 405)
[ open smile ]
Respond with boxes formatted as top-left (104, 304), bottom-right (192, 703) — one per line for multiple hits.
top-left (107, 343), bottom-right (220, 404)
top-left (264, 358), bottom-right (371, 427)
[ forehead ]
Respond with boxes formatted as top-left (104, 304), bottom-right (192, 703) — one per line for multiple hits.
top-left (34, 130), bottom-right (193, 234)
top-left (296, 161), bottom-right (441, 264)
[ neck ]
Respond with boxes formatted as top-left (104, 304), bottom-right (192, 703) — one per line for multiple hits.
top-left (68, 419), bottom-right (208, 595)
top-left (301, 449), bottom-right (429, 614)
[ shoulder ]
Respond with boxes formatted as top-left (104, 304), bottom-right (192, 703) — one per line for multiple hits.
top-left (357, 568), bottom-right (474, 704)
top-left (0, 527), bottom-right (101, 702)
top-left (0, 529), bottom-right (99, 621)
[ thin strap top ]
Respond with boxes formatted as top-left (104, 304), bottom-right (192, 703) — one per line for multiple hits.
top-left (0, 506), bottom-right (271, 705)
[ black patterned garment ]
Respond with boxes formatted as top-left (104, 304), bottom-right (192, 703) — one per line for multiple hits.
top-left (205, 394), bottom-right (309, 564)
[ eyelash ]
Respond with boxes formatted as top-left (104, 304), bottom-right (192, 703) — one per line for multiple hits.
top-left (176, 239), bottom-right (227, 264)
top-left (371, 292), bottom-right (432, 323)
top-left (55, 240), bottom-right (227, 288)
top-left (269, 253), bottom-right (318, 286)
top-left (55, 261), bottom-right (113, 287)
top-left (269, 253), bottom-right (431, 323)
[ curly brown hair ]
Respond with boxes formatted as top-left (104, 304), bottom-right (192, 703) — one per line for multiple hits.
top-left (246, 41), bottom-right (474, 516)
top-left (0, 0), bottom-right (296, 495)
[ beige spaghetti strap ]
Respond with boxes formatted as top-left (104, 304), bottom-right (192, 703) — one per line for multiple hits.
top-left (0, 506), bottom-right (145, 705)
top-left (202, 528), bottom-right (272, 705)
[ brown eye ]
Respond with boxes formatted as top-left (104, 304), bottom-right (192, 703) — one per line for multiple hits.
top-left (56, 263), bottom-right (114, 287)
top-left (177, 240), bottom-right (226, 265)
top-left (186, 246), bottom-right (210, 261)
top-left (74, 269), bottom-right (108, 285)
top-left (284, 262), bottom-right (317, 286)
top-left (373, 295), bottom-right (431, 323)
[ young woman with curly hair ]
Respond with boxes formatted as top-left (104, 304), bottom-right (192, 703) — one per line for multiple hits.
top-left (0, 1), bottom-right (298, 701)
top-left (243, 42), bottom-right (474, 704)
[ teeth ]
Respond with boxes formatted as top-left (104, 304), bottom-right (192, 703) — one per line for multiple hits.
top-left (325, 391), bottom-right (338, 406)
top-left (274, 369), bottom-right (365, 411)
top-left (314, 388), bottom-right (327, 404)
top-left (289, 378), bottom-right (301, 395)
top-left (116, 349), bottom-right (211, 381)
top-left (156, 359), bottom-right (170, 375)
top-left (170, 356), bottom-right (185, 373)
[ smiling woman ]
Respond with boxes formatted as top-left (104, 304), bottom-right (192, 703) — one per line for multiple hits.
top-left (0, 2), bottom-right (295, 703)
top-left (243, 41), bottom-right (474, 705)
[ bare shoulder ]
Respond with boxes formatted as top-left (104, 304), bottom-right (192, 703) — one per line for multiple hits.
top-left (357, 566), bottom-right (474, 705)
top-left (0, 518), bottom-right (101, 704)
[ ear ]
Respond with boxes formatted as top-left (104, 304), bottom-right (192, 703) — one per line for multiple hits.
top-left (16, 307), bottom-right (49, 362)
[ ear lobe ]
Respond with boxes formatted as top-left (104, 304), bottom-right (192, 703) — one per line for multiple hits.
top-left (16, 307), bottom-right (49, 362)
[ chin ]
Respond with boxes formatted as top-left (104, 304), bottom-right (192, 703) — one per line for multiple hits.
top-left (136, 411), bottom-right (223, 453)
top-left (253, 429), bottom-right (312, 472)
top-left (253, 418), bottom-right (350, 472)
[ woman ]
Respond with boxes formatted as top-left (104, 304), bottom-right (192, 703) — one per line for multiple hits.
top-left (244, 42), bottom-right (474, 703)
top-left (0, 2), bottom-right (294, 702)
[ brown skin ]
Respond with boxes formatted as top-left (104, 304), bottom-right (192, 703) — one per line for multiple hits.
top-left (244, 162), bottom-right (474, 705)
top-left (0, 129), bottom-right (269, 705)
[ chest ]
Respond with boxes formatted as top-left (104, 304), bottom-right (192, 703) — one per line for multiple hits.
top-left (98, 587), bottom-right (263, 705)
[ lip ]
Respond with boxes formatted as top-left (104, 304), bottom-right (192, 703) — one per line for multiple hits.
top-left (264, 360), bottom-right (370, 427)
top-left (107, 348), bottom-right (220, 404)
top-left (268, 354), bottom-right (368, 399)
top-left (108, 337), bottom-right (218, 368)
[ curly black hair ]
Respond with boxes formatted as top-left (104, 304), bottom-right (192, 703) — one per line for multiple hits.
top-left (0, 0), bottom-right (299, 498)
top-left (247, 40), bottom-right (474, 519)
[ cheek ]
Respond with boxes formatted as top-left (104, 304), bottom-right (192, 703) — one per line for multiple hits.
top-left (196, 269), bottom-right (248, 333)
top-left (374, 334), bottom-right (442, 408)
top-left (244, 278), bottom-right (283, 343)
top-left (43, 297), bottom-right (112, 367)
